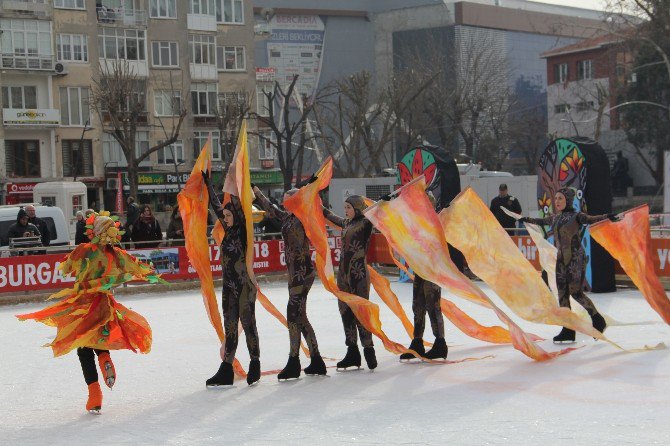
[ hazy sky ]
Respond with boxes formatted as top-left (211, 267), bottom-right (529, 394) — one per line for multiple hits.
top-left (534, 0), bottom-right (606, 10)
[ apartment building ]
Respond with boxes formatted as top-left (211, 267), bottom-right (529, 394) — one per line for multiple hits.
top-left (0, 0), bottom-right (261, 210)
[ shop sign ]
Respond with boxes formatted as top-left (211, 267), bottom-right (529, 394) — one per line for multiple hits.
top-left (3, 108), bottom-right (60, 126)
top-left (250, 170), bottom-right (283, 184)
top-left (6, 183), bottom-right (38, 195)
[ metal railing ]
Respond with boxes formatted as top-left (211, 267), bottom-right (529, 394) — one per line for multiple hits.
top-left (96, 7), bottom-right (147, 26)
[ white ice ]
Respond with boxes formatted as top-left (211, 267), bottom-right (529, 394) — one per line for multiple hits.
top-left (1, 280), bottom-right (670, 445)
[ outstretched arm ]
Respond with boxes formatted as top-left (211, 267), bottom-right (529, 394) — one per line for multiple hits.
top-left (577, 212), bottom-right (611, 225)
top-left (202, 171), bottom-right (224, 219)
top-left (521, 215), bottom-right (553, 226)
top-left (253, 186), bottom-right (286, 221)
top-left (323, 207), bottom-right (347, 228)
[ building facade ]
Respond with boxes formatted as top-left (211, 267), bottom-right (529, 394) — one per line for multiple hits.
top-left (0, 0), bottom-right (264, 213)
top-left (543, 34), bottom-right (655, 188)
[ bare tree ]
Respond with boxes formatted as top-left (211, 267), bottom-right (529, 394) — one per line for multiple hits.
top-left (90, 60), bottom-right (187, 198)
top-left (216, 91), bottom-right (252, 176)
top-left (313, 70), bottom-right (437, 177)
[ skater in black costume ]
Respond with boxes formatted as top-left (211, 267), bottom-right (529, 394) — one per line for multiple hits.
top-left (254, 185), bottom-right (326, 379)
top-left (399, 193), bottom-right (448, 361)
top-left (520, 188), bottom-right (617, 343)
top-left (203, 171), bottom-right (261, 386)
top-left (323, 195), bottom-right (377, 370)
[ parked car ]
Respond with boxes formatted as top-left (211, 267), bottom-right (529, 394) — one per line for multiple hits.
top-left (0, 204), bottom-right (71, 255)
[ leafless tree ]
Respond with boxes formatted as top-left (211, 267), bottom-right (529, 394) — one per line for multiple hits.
top-left (215, 91), bottom-right (252, 176)
top-left (313, 70), bottom-right (437, 177)
top-left (90, 60), bottom-right (187, 198)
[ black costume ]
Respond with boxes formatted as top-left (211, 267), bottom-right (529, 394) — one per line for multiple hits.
top-left (490, 194), bottom-right (522, 233)
top-left (205, 177), bottom-right (260, 386)
top-left (28, 214), bottom-right (50, 247)
top-left (323, 195), bottom-right (377, 370)
top-left (523, 188), bottom-right (609, 342)
top-left (255, 189), bottom-right (325, 378)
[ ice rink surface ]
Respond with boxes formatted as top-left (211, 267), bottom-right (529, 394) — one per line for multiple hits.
top-left (2, 280), bottom-right (669, 445)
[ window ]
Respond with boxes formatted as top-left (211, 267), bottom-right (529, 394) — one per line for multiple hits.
top-left (59, 87), bottom-right (90, 126)
top-left (150, 0), bottom-right (176, 18)
top-left (216, 0), bottom-right (243, 24)
top-left (217, 46), bottom-right (245, 71)
top-left (2, 86), bottom-right (37, 109)
top-left (62, 140), bottom-right (93, 176)
top-left (5, 140), bottom-right (40, 177)
top-left (189, 0), bottom-right (215, 15)
top-left (256, 85), bottom-right (271, 117)
top-left (102, 81), bottom-right (146, 113)
top-left (258, 132), bottom-right (276, 160)
top-left (157, 140), bottom-right (184, 164)
top-left (554, 63), bottom-right (568, 83)
top-left (193, 130), bottom-right (220, 160)
top-left (103, 132), bottom-right (150, 165)
top-left (57, 34), bottom-right (88, 62)
top-left (98, 28), bottom-right (146, 61)
top-left (154, 90), bottom-right (182, 116)
top-left (577, 59), bottom-right (593, 81)
top-left (0, 19), bottom-right (53, 69)
top-left (55, 0), bottom-right (85, 9)
top-left (575, 101), bottom-right (594, 112)
top-left (554, 104), bottom-right (570, 114)
top-left (151, 41), bottom-right (178, 67)
top-left (189, 34), bottom-right (216, 65)
top-left (191, 83), bottom-right (217, 115)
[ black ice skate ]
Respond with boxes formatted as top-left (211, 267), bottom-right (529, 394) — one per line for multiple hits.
top-left (363, 346), bottom-right (377, 370)
top-left (591, 313), bottom-right (607, 339)
top-left (336, 346), bottom-right (361, 370)
top-left (206, 361), bottom-right (234, 387)
top-left (400, 338), bottom-right (425, 361)
top-left (278, 356), bottom-right (301, 381)
top-left (552, 327), bottom-right (576, 344)
top-left (304, 354), bottom-right (327, 376)
top-left (247, 359), bottom-right (261, 385)
top-left (423, 337), bottom-right (448, 360)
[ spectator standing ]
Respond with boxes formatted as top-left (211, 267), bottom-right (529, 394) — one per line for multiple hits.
top-left (8, 209), bottom-right (41, 255)
top-left (75, 211), bottom-right (87, 245)
top-left (166, 206), bottom-right (184, 246)
top-left (131, 205), bottom-right (163, 249)
top-left (490, 183), bottom-right (522, 234)
top-left (126, 196), bottom-right (140, 230)
top-left (25, 204), bottom-right (50, 247)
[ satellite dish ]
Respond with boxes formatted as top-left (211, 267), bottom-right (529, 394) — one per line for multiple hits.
top-left (260, 7), bottom-right (275, 22)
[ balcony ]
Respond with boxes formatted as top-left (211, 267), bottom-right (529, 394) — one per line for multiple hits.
top-left (187, 13), bottom-right (217, 32)
top-left (2, 108), bottom-right (60, 127)
top-left (2, 0), bottom-right (50, 17)
top-left (190, 63), bottom-right (218, 81)
top-left (96, 7), bottom-right (147, 27)
top-left (1, 53), bottom-right (55, 71)
top-left (99, 58), bottom-right (148, 77)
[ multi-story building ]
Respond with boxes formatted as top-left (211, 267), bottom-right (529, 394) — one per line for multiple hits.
top-left (1, 0), bottom-right (260, 212)
top-left (542, 34), bottom-right (654, 188)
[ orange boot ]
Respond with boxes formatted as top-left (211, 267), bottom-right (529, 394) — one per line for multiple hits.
top-left (97, 352), bottom-right (116, 389)
top-left (86, 382), bottom-right (103, 414)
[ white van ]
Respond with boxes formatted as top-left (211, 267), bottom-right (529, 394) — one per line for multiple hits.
top-left (33, 181), bottom-right (87, 238)
top-left (0, 205), bottom-right (71, 253)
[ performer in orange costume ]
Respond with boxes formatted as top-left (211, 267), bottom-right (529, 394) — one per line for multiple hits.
top-left (17, 211), bottom-right (163, 414)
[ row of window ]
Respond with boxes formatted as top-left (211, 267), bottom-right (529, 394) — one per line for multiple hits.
top-left (2, 84), bottom-right (270, 120)
top-left (53, 0), bottom-right (245, 24)
top-left (553, 59), bottom-right (593, 83)
top-left (553, 101), bottom-right (595, 114)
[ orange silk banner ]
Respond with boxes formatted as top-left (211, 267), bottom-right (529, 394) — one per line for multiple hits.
top-left (364, 177), bottom-right (576, 361)
top-left (222, 121), bottom-right (299, 356)
top-left (284, 157), bottom-right (408, 355)
top-left (441, 187), bottom-right (606, 342)
top-left (590, 205), bottom-right (670, 324)
top-left (367, 266), bottom-right (414, 339)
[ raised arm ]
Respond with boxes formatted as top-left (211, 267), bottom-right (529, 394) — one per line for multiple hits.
top-left (202, 171), bottom-right (224, 219)
top-left (576, 212), bottom-right (610, 225)
top-left (323, 207), bottom-right (347, 228)
top-left (253, 186), bottom-right (286, 221)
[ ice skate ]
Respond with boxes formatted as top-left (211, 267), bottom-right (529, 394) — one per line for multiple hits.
top-left (277, 356), bottom-right (301, 381)
top-left (400, 338), bottom-right (425, 362)
top-left (304, 354), bottom-right (327, 376)
top-left (553, 327), bottom-right (576, 344)
top-left (363, 346), bottom-right (377, 370)
top-left (591, 313), bottom-right (607, 339)
top-left (97, 352), bottom-right (116, 389)
top-left (336, 346), bottom-right (361, 370)
top-left (247, 359), bottom-right (261, 385)
top-left (206, 361), bottom-right (234, 387)
top-left (423, 337), bottom-right (448, 360)
top-left (86, 382), bottom-right (103, 414)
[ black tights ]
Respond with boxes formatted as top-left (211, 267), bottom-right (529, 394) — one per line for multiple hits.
top-left (77, 347), bottom-right (109, 385)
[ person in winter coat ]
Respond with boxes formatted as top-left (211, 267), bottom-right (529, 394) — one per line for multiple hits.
top-left (254, 185), bottom-right (326, 380)
top-left (131, 205), bottom-right (163, 249)
top-left (490, 184), bottom-right (522, 234)
top-left (7, 209), bottom-right (41, 255)
top-left (126, 196), bottom-right (140, 231)
top-left (75, 211), bottom-right (88, 245)
top-left (323, 195), bottom-right (377, 371)
top-left (166, 206), bottom-right (184, 247)
top-left (25, 204), bottom-right (50, 247)
top-left (202, 171), bottom-right (261, 387)
top-left (520, 187), bottom-right (617, 343)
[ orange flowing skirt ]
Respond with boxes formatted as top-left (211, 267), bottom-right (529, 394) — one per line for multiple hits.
top-left (17, 291), bottom-right (152, 357)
